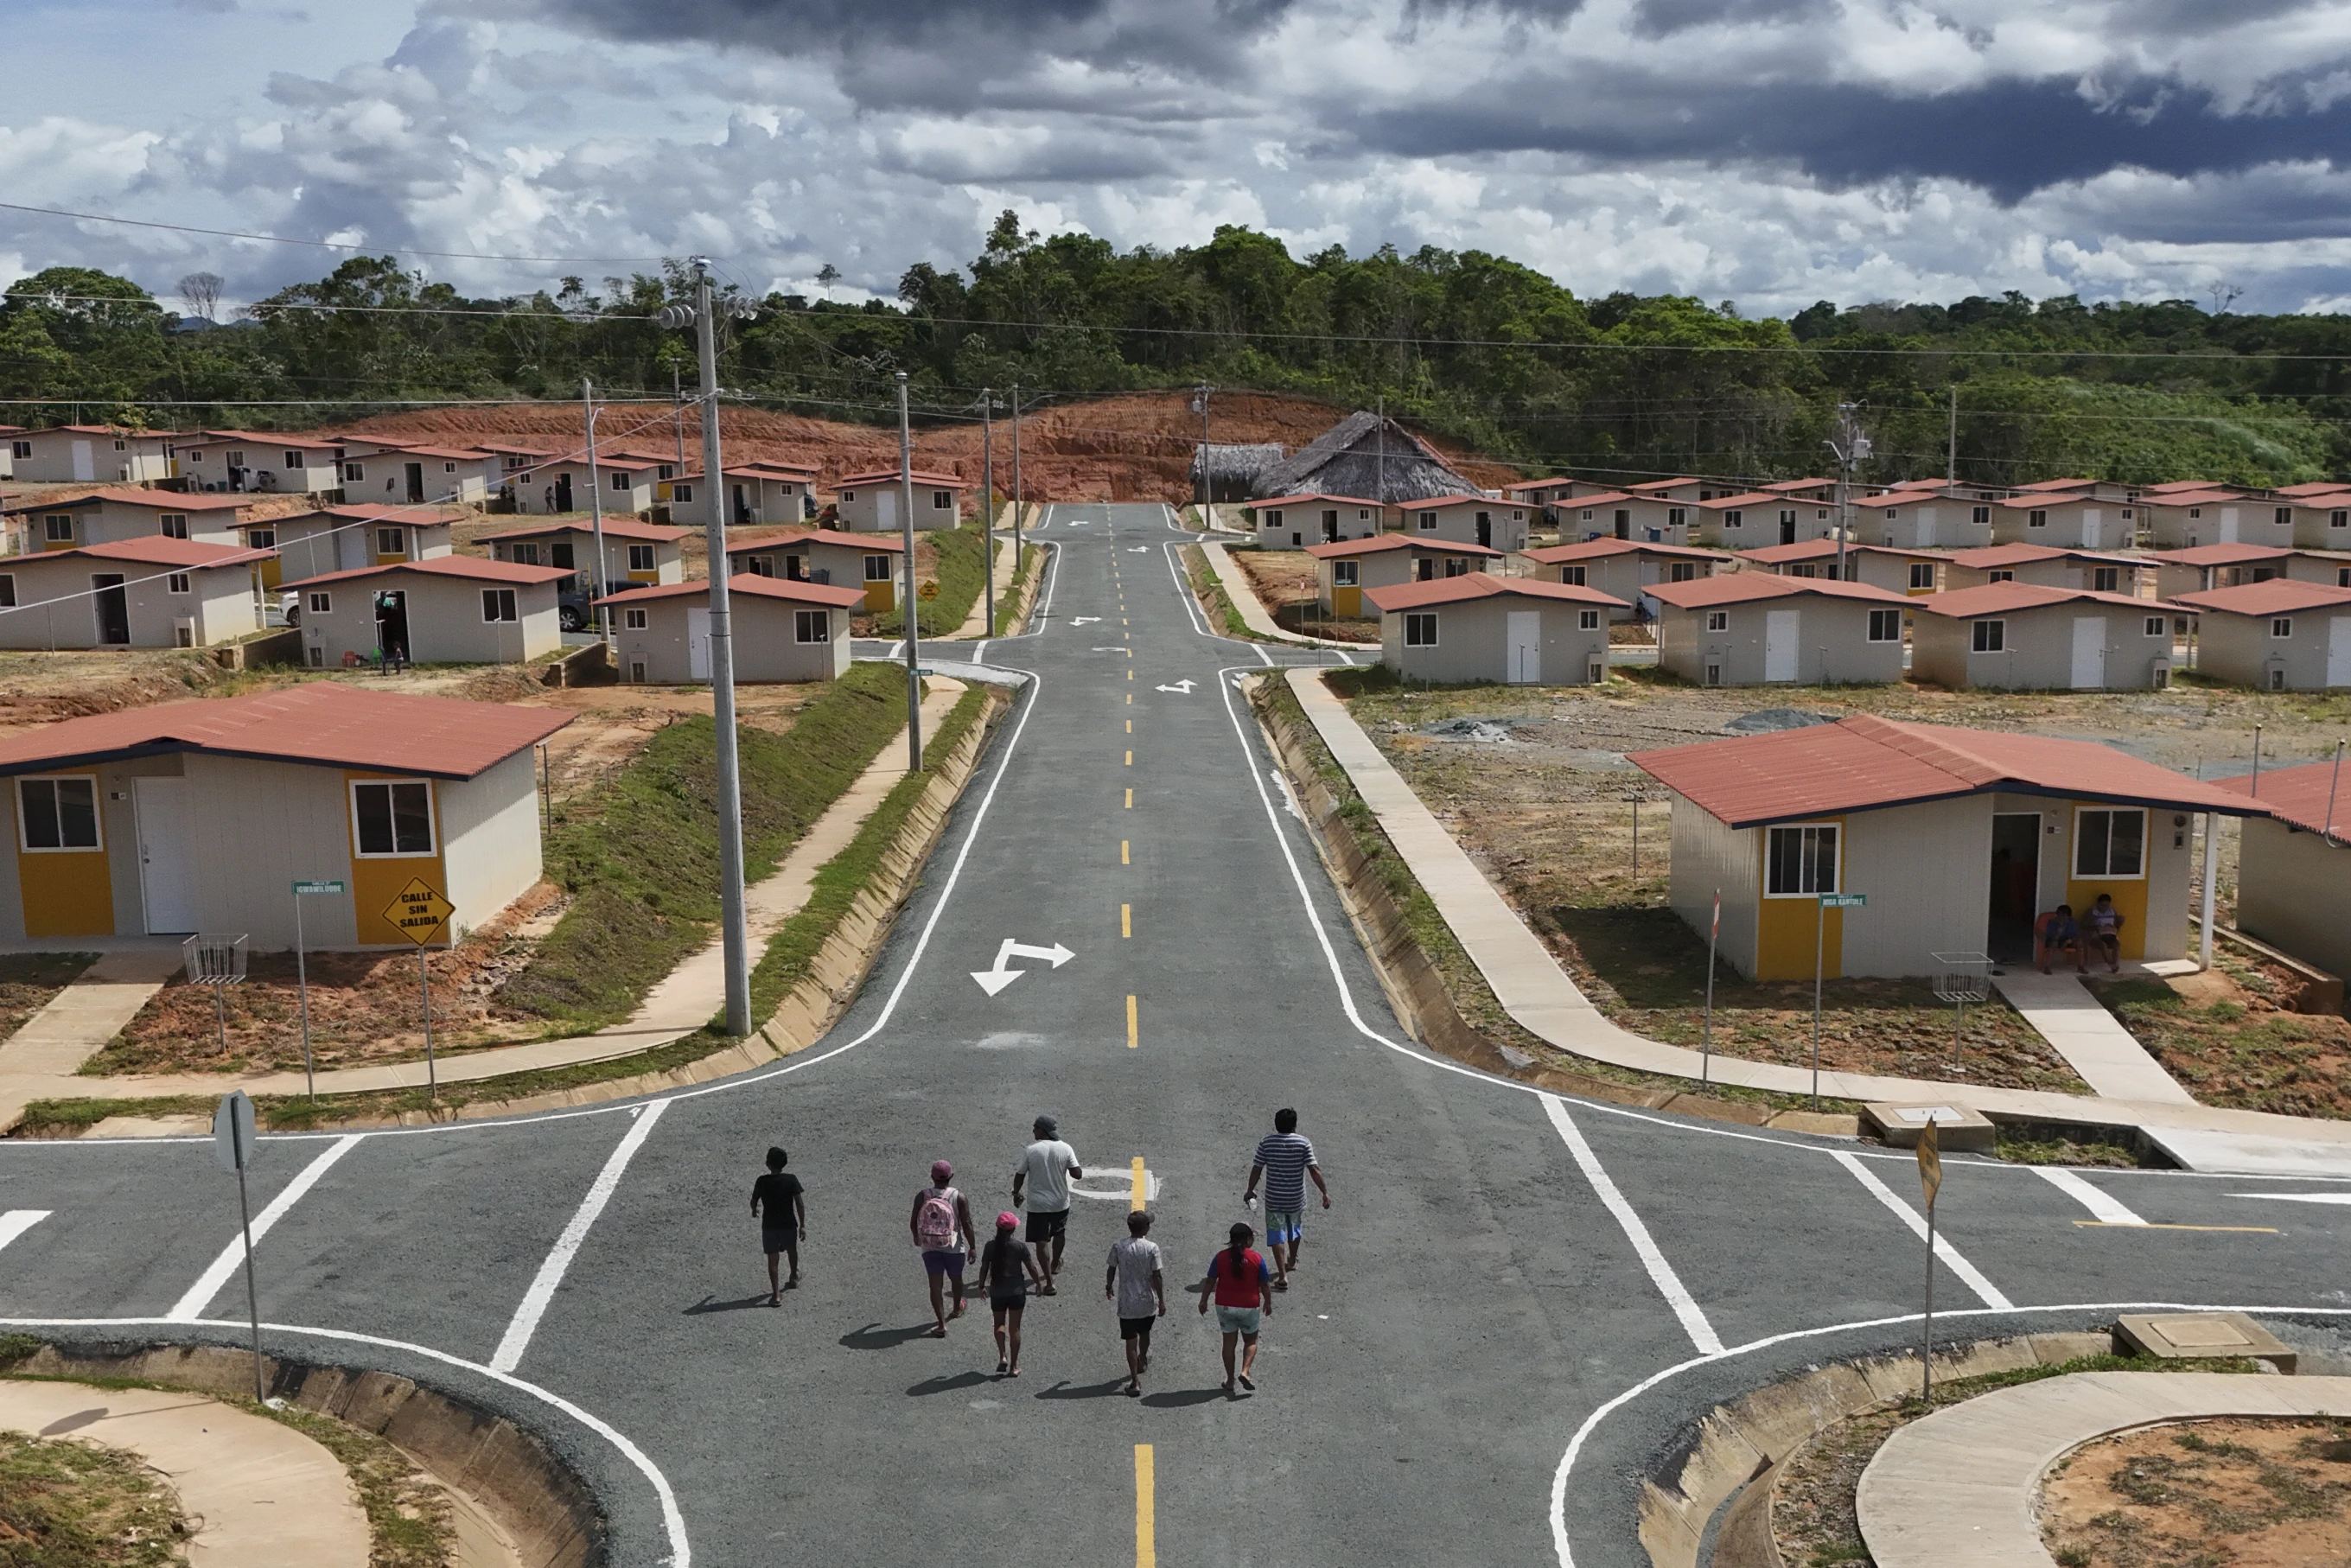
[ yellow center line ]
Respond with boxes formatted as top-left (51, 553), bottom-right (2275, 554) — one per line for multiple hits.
top-left (1135, 1444), bottom-right (1155, 1567)
top-left (1126, 669), bottom-right (1132, 679)
top-left (1121, 839), bottom-right (1130, 864)
top-left (2072, 1221), bottom-right (2282, 1233)
top-left (1125, 788), bottom-right (1132, 808)
top-left (1125, 718), bottom-right (1132, 733)
top-left (1130, 1155), bottom-right (1146, 1208)
top-left (1126, 993), bottom-right (1138, 1049)
top-left (1125, 749), bottom-right (1132, 765)
top-left (1122, 902), bottom-right (1131, 938)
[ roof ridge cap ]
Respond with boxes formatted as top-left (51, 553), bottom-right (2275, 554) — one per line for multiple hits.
top-left (1838, 714), bottom-right (2004, 787)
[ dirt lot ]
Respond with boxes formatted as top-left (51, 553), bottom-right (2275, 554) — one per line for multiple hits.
top-left (1332, 668), bottom-right (2351, 1093)
top-left (2092, 947), bottom-right (2351, 1119)
top-left (1229, 549), bottom-right (1379, 643)
top-left (2043, 1418), bottom-right (2351, 1567)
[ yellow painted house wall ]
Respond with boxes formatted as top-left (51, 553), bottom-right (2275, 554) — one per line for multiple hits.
top-left (342, 769), bottom-right (449, 947)
top-left (1331, 584), bottom-right (1362, 617)
top-left (13, 771), bottom-right (113, 938)
top-left (1753, 817), bottom-right (1844, 980)
top-left (864, 578), bottom-right (895, 615)
top-left (2065, 863), bottom-right (2150, 960)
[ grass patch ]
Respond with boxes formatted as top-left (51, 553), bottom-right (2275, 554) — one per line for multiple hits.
top-left (0, 1426), bottom-right (187, 1565)
top-left (988, 543), bottom-right (1042, 634)
top-left (1182, 544), bottom-right (1257, 640)
top-left (2089, 960), bottom-right (2351, 1120)
top-left (500, 661), bottom-right (913, 1032)
top-left (259, 1404), bottom-right (452, 1568)
top-left (1995, 1132), bottom-right (2144, 1168)
top-left (876, 522), bottom-right (990, 637)
top-left (0, 954), bottom-right (96, 1041)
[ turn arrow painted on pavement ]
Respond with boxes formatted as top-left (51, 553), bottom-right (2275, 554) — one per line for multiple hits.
top-left (1071, 616), bottom-right (1101, 625)
top-left (1156, 679), bottom-right (1196, 693)
top-left (971, 939), bottom-right (1077, 996)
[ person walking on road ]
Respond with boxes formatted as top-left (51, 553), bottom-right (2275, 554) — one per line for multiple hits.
top-left (1198, 1221), bottom-right (1273, 1395)
top-left (1012, 1115), bottom-right (1082, 1296)
top-left (911, 1159), bottom-right (977, 1337)
top-left (978, 1213), bottom-right (1043, 1376)
top-left (749, 1145), bottom-right (806, 1303)
top-left (1244, 1108), bottom-right (1329, 1291)
top-left (1105, 1210), bottom-right (1166, 1397)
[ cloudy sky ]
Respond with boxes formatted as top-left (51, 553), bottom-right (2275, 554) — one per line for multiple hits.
top-left (8, 0), bottom-right (2351, 318)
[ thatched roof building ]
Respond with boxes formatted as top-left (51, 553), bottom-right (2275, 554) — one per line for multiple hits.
top-left (1251, 411), bottom-right (1479, 505)
top-left (1191, 443), bottom-right (1284, 503)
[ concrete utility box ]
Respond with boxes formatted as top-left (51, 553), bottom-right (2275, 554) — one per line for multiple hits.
top-left (2115, 1312), bottom-right (2295, 1373)
top-left (1860, 1101), bottom-right (1997, 1152)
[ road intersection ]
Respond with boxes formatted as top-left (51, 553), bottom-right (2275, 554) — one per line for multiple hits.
top-left (0, 502), bottom-right (2341, 1565)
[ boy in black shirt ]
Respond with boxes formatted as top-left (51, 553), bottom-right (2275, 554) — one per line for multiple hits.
top-left (750, 1146), bottom-right (806, 1303)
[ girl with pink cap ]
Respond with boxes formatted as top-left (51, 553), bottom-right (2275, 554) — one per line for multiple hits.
top-left (977, 1212), bottom-right (1045, 1375)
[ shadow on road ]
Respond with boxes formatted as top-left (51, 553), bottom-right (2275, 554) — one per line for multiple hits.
top-left (684, 1295), bottom-right (775, 1316)
top-left (840, 1323), bottom-right (941, 1350)
top-left (907, 1371), bottom-right (992, 1397)
top-left (1142, 1387), bottom-right (1229, 1408)
top-left (1035, 1379), bottom-right (1128, 1400)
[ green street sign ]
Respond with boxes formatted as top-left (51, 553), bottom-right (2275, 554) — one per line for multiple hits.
top-left (291, 880), bottom-right (347, 896)
top-left (1820, 892), bottom-right (1867, 908)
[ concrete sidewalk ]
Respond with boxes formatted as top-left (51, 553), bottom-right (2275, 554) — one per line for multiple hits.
top-left (1283, 666), bottom-right (2351, 1172)
top-left (0, 683), bottom-right (964, 1118)
top-left (1989, 966), bottom-right (2195, 1103)
top-left (1859, 1371), bottom-right (2351, 1568)
top-left (0, 1379), bottom-right (369, 1565)
top-left (0, 947), bottom-right (188, 1079)
top-left (1198, 539), bottom-right (1373, 651)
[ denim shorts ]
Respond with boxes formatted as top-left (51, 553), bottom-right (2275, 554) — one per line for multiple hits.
top-left (922, 1248), bottom-right (966, 1277)
top-left (1265, 1209), bottom-right (1303, 1246)
top-left (1215, 1304), bottom-right (1262, 1335)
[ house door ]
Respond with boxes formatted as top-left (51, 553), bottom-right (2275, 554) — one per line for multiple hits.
top-left (1613, 510), bottom-right (1629, 540)
top-left (1506, 610), bottom-right (1541, 685)
top-left (1475, 512), bottom-right (1492, 548)
top-left (553, 474), bottom-right (573, 512)
top-left (92, 575), bottom-right (130, 645)
top-left (688, 608), bottom-right (711, 680)
top-left (404, 463), bottom-right (424, 503)
top-left (2220, 510), bottom-right (2239, 545)
top-left (1987, 812), bottom-right (2041, 960)
top-left (876, 488), bottom-right (897, 529)
top-left (1764, 609), bottom-right (1800, 682)
top-left (374, 590), bottom-right (409, 661)
top-left (2329, 616), bottom-right (2351, 687)
top-left (734, 484), bottom-right (750, 525)
top-left (70, 440), bottom-right (93, 482)
top-left (1779, 513), bottom-right (1798, 545)
top-left (1415, 558), bottom-right (1434, 582)
top-left (2070, 615), bottom-right (2106, 689)
top-left (1916, 509), bottom-right (1935, 548)
top-left (133, 777), bottom-right (199, 934)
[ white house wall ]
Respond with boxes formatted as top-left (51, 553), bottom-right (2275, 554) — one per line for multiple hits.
top-left (1912, 605), bottom-right (2171, 691)
top-left (436, 752), bottom-right (545, 941)
top-left (1838, 796), bottom-right (1991, 978)
top-left (1667, 798), bottom-right (1760, 976)
top-left (2238, 819), bottom-right (2351, 983)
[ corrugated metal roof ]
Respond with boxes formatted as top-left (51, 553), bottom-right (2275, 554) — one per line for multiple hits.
top-left (1393, 493), bottom-right (1494, 512)
top-left (2174, 579), bottom-right (2351, 616)
top-left (1645, 574), bottom-right (1911, 609)
top-left (477, 518), bottom-right (689, 545)
top-left (307, 504), bottom-right (468, 526)
top-left (1255, 492), bottom-right (1384, 509)
top-left (3, 487), bottom-right (252, 514)
top-left (1631, 712), bottom-right (2261, 827)
top-left (1303, 535), bottom-right (1500, 560)
top-left (295, 556), bottom-right (572, 589)
top-left (1951, 543), bottom-right (2143, 569)
top-left (2216, 760), bottom-right (2349, 836)
top-left (2150, 544), bottom-right (2297, 566)
top-left (725, 527), bottom-right (905, 556)
top-left (597, 573), bottom-right (865, 609)
top-left (1364, 575), bottom-right (1625, 613)
top-left (1545, 490), bottom-right (1637, 507)
top-left (1686, 491), bottom-right (1786, 512)
top-left (0, 684), bottom-right (570, 781)
top-left (835, 468), bottom-right (969, 488)
top-left (1522, 539), bottom-right (1730, 564)
top-left (1912, 582), bottom-right (2173, 618)
top-left (1739, 540), bottom-right (1940, 565)
top-left (3, 538), bottom-right (272, 570)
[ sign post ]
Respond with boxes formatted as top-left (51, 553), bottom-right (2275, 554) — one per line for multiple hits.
top-left (1813, 892), bottom-right (1866, 1108)
top-left (290, 881), bottom-right (345, 1102)
top-left (1916, 1115), bottom-right (1943, 1405)
top-left (1701, 889), bottom-right (1721, 1087)
top-left (211, 1091), bottom-right (266, 1404)
top-left (382, 878), bottom-right (456, 1102)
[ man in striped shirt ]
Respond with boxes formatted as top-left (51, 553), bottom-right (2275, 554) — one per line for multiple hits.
top-left (1244, 1108), bottom-right (1329, 1291)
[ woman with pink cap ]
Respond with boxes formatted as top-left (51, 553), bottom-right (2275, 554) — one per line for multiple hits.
top-left (909, 1159), bottom-right (977, 1337)
top-left (977, 1211), bottom-right (1045, 1376)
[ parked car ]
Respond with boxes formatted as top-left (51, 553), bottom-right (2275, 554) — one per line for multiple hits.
top-left (558, 581), bottom-right (635, 633)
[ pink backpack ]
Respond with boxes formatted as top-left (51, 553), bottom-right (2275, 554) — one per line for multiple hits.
top-left (915, 1187), bottom-right (959, 1250)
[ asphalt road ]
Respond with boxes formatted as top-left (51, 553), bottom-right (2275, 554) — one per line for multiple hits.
top-left (1, 502), bottom-right (2348, 1567)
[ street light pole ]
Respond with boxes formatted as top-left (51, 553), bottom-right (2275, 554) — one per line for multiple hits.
top-left (583, 378), bottom-right (611, 649)
top-left (1825, 403), bottom-right (1870, 586)
top-left (980, 389), bottom-right (996, 638)
top-left (691, 262), bottom-right (750, 1036)
top-left (898, 372), bottom-right (922, 773)
top-left (1010, 384), bottom-right (1023, 565)
top-left (1195, 382), bottom-right (1212, 527)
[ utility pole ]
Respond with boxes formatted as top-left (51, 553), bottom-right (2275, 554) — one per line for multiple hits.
top-left (1825, 403), bottom-right (1870, 584)
top-left (1195, 382), bottom-right (1212, 527)
top-left (583, 378), bottom-right (611, 648)
top-left (667, 262), bottom-right (751, 1036)
top-left (1010, 384), bottom-right (1023, 567)
top-left (673, 366), bottom-right (685, 473)
top-left (897, 372), bottom-right (922, 772)
top-left (1377, 394), bottom-right (1389, 528)
top-left (980, 389), bottom-right (996, 638)
top-left (1946, 386), bottom-right (1957, 489)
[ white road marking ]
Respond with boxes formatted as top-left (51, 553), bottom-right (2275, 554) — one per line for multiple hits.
top-left (1268, 768), bottom-right (1303, 821)
top-left (0, 1211), bottom-right (49, 1253)
top-left (491, 1101), bottom-right (670, 1373)
top-left (168, 1134), bottom-right (362, 1322)
top-left (1541, 1095), bottom-right (1723, 1356)
top-left (971, 938), bottom-right (1076, 995)
top-left (1070, 1171), bottom-right (1162, 1201)
top-left (1156, 679), bottom-right (1196, 693)
top-left (2036, 1166), bottom-right (2146, 1224)
top-left (1832, 1151), bottom-right (2014, 1310)
top-left (2231, 1192), bottom-right (2351, 1205)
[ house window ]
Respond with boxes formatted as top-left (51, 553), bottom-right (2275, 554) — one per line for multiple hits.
top-left (1724, 510), bottom-right (1743, 529)
top-left (443, 462), bottom-right (457, 474)
top-left (246, 528), bottom-right (274, 549)
top-left (1580, 509), bottom-right (1594, 523)
top-left (511, 542), bottom-right (540, 566)
top-left (167, 572), bottom-right (190, 595)
top-left (1988, 570), bottom-right (2015, 583)
top-left (2334, 511), bottom-right (2348, 530)
top-left (1972, 506), bottom-right (1990, 525)
top-left (624, 608), bottom-right (648, 629)
top-left (1765, 823), bottom-right (1838, 896)
top-left (610, 472), bottom-right (631, 491)
top-left (1867, 609), bottom-right (1900, 641)
top-left (2139, 615), bottom-right (2165, 637)
top-left (1704, 661), bottom-right (1723, 685)
top-left (1404, 612), bottom-right (1438, 647)
top-left (1332, 561), bottom-right (1360, 586)
top-left (308, 591), bottom-right (331, 615)
top-left (2092, 566), bottom-right (2119, 592)
top-left (627, 545), bottom-right (655, 572)
top-left (0, 577), bottom-right (13, 607)
top-left (2277, 507), bottom-right (2294, 527)
top-left (1443, 558), bottom-right (1469, 577)
top-left (377, 528), bottom-right (406, 557)
top-left (2272, 616), bottom-right (2293, 639)
top-left (1561, 565), bottom-right (1587, 585)
top-left (42, 516), bottom-right (73, 543)
top-left (863, 554), bottom-right (892, 582)
top-left (283, 450), bottom-right (305, 469)
top-left (350, 779), bottom-right (434, 857)
top-left (932, 490), bottom-right (953, 510)
top-left (1667, 507), bottom-right (1685, 527)
top-left (1778, 509), bottom-right (1795, 529)
top-left (1264, 509), bottom-right (1283, 529)
top-left (1908, 563), bottom-right (1935, 590)
top-left (1417, 513), bottom-right (1437, 532)
top-left (2025, 509), bottom-right (2050, 528)
top-left (226, 450), bottom-right (245, 467)
top-left (113, 439), bottom-right (126, 451)
top-left (2188, 508), bottom-right (2201, 519)
top-left (1669, 561), bottom-right (1697, 583)
top-left (343, 462), bottom-right (366, 481)
top-left (158, 513), bottom-right (188, 539)
top-left (1357, 509), bottom-right (1372, 521)
top-left (840, 490), bottom-right (856, 503)
top-left (16, 776), bottom-right (100, 851)
top-left (1885, 508), bottom-right (1898, 519)
top-left (2074, 807), bottom-right (2146, 878)
top-left (481, 588), bottom-right (519, 622)
top-left (657, 464), bottom-right (674, 481)
top-left (9, 442), bottom-right (28, 460)
top-left (795, 609), bottom-right (831, 643)
top-left (1578, 609), bottom-right (1600, 630)
top-left (1705, 610), bottom-right (1730, 632)
top-left (1972, 619), bottom-right (2005, 653)
top-left (672, 483), bottom-right (693, 503)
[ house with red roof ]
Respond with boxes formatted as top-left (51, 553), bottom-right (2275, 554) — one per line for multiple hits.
top-left (334, 442), bottom-right (506, 506)
top-left (1629, 713), bottom-right (2260, 978)
top-left (1734, 540), bottom-right (1945, 597)
top-left (479, 516), bottom-right (688, 612)
top-left (1251, 493), bottom-right (1386, 548)
top-left (267, 504), bottom-right (464, 590)
top-left (1361, 575), bottom-right (1623, 685)
top-left (1520, 538), bottom-right (1729, 620)
top-left (508, 449), bottom-right (672, 518)
top-left (685, 461), bottom-right (822, 529)
top-left (0, 538), bottom-right (272, 650)
top-left (1911, 583), bottom-right (2182, 691)
top-left (1857, 486), bottom-right (1997, 551)
top-left (1393, 493), bottom-right (1532, 552)
top-left (0, 684), bottom-right (567, 945)
top-left (1552, 490), bottom-right (1698, 545)
top-left (2220, 760), bottom-right (2351, 985)
top-left (2172, 579), bottom-right (2351, 690)
top-left (2, 488), bottom-right (258, 555)
top-left (1302, 534), bottom-right (1499, 617)
top-left (1684, 490), bottom-right (1834, 549)
top-left (290, 556), bottom-right (570, 668)
top-left (1646, 575), bottom-right (1911, 687)
top-left (832, 468), bottom-right (969, 532)
top-left (1944, 543), bottom-right (2150, 596)
top-left (599, 575), bottom-right (865, 685)
top-left (2139, 488), bottom-right (2252, 550)
top-left (173, 430), bottom-right (381, 496)
top-left (726, 528), bottom-right (907, 615)
top-left (2147, 544), bottom-right (2346, 603)
top-left (1988, 490), bottom-right (2144, 551)
top-left (7, 425), bottom-right (175, 486)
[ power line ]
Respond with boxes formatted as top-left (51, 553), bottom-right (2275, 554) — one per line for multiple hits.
top-left (0, 202), bottom-right (669, 266)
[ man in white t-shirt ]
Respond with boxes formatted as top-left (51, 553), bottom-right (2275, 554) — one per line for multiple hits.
top-left (1012, 1115), bottom-right (1083, 1296)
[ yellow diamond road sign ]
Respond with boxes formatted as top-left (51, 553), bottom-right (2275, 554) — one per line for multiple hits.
top-left (385, 877), bottom-right (455, 947)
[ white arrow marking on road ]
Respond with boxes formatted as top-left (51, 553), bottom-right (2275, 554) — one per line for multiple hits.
top-left (2230, 1192), bottom-right (2351, 1204)
top-left (1156, 679), bottom-right (1196, 694)
top-left (1128, 546), bottom-right (1148, 552)
top-left (972, 938), bottom-right (1077, 996)
top-left (1092, 647), bottom-right (1131, 653)
top-left (0, 1211), bottom-right (49, 1254)
top-left (1071, 616), bottom-right (1101, 625)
